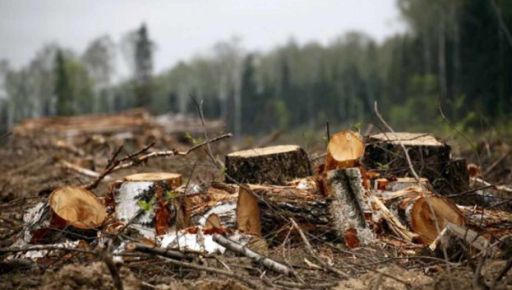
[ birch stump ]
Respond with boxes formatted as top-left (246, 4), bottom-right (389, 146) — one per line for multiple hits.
top-left (225, 145), bottom-right (312, 185)
top-left (26, 186), bottom-right (107, 243)
top-left (324, 168), bottom-right (371, 247)
top-left (114, 172), bottom-right (186, 237)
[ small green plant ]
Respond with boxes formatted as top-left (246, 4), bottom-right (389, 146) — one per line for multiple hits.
top-left (137, 196), bottom-right (156, 212)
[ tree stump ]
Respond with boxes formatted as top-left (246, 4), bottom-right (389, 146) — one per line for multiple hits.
top-left (325, 131), bottom-right (365, 172)
top-left (363, 132), bottom-right (468, 195)
top-left (225, 145), bottom-right (312, 185)
top-left (25, 186), bottom-right (107, 243)
top-left (364, 132), bottom-right (450, 178)
top-left (113, 172), bottom-right (186, 237)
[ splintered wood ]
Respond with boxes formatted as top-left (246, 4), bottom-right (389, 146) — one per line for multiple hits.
top-left (225, 145), bottom-right (312, 185)
top-left (113, 172), bottom-right (186, 236)
top-left (236, 186), bottom-right (262, 236)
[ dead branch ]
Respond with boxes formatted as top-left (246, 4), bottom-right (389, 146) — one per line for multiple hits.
top-left (84, 133), bottom-right (231, 190)
top-left (212, 234), bottom-right (292, 276)
top-left (128, 243), bottom-right (192, 260)
top-left (100, 247), bottom-right (123, 290)
top-left (59, 160), bottom-right (107, 180)
top-left (111, 132), bottom-right (232, 172)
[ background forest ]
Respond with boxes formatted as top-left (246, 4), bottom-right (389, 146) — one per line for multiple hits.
top-left (1, 0), bottom-right (511, 137)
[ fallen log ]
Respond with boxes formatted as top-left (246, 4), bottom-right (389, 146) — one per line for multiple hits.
top-left (113, 172), bottom-right (187, 237)
top-left (325, 130), bottom-right (365, 172)
top-left (225, 145), bottom-right (312, 185)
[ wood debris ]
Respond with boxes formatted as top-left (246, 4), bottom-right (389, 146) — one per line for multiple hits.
top-left (3, 121), bottom-right (512, 290)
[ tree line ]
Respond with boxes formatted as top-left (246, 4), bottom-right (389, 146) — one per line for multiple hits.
top-left (1, 0), bottom-right (511, 135)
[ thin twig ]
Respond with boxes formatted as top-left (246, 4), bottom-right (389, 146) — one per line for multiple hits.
top-left (111, 133), bottom-right (232, 172)
top-left (212, 234), bottom-right (292, 276)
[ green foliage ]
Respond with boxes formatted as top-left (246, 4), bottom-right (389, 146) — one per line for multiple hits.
top-left (137, 196), bottom-right (155, 212)
top-left (2, 2), bottom-right (512, 135)
top-left (54, 50), bottom-right (73, 116)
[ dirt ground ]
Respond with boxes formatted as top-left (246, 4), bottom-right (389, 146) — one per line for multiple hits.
top-left (0, 130), bottom-right (511, 290)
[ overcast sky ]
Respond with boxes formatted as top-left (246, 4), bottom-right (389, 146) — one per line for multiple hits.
top-left (0, 0), bottom-right (404, 77)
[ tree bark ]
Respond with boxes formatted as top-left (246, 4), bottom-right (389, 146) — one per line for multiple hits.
top-left (113, 172), bottom-right (186, 237)
top-left (225, 145), bottom-right (312, 185)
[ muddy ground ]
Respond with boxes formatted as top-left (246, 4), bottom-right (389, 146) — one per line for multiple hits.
top-left (0, 130), bottom-right (511, 290)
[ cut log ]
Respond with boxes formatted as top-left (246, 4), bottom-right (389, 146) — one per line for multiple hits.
top-left (384, 188), bottom-right (464, 244)
top-left (325, 130), bottom-right (365, 172)
top-left (324, 168), bottom-right (371, 247)
top-left (225, 145), bottom-right (312, 185)
top-left (22, 187), bottom-right (107, 244)
top-left (113, 172), bottom-right (186, 237)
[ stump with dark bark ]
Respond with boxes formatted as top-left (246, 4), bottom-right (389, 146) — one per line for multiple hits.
top-left (225, 145), bottom-right (312, 185)
top-left (245, 183), bottom-right (335, 242)
top-left (363, 132), bottom-right (468, 195)
top-left (113, 172), bottom-right (186, 237)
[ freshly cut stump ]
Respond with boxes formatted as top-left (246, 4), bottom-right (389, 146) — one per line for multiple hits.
top-left (49, 186), bottom-right (107, 229)
top-left (325, 131), bottom-right (365, 172)
top-left (26, 186), bottom-right (107, 243)
top-left (225, 145), bottom-right (312, 185)
top-left (114, 172), bottom-right (185, 237)
top-left (386, 189), bottom-right (465, 244)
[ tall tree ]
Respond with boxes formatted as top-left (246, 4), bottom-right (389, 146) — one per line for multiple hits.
top-left (54, 49), bottom-right (73, 116)
top-left (122, 24), bottom-right (154, 108)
